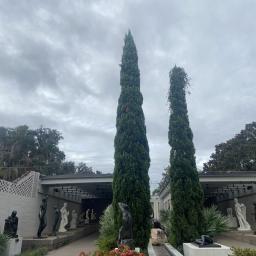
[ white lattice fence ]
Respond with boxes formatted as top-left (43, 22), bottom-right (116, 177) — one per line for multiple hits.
top-left (0, 171), bottom-right (40, 198)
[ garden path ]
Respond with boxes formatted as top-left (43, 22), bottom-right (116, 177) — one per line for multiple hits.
top-left (47, 232), bottom-right (98, 256)
top-left (153, 245), bottom-right (170, 255)
top-left (216, 235), bottom-right (256, 249)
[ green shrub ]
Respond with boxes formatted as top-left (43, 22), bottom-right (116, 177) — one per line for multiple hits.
top-left (0, 233), bottom-right (9, 255)
top-left (97, 205), bottom-right (118, 252)
top-left (159, 206), bottom-right (229, 243)
top-left (231, 247), bottom-right (256, 256)
top-left (160, 209), bottom-right (171, 224)
top-left (160, 209), bottom-right (172, 240)
top-left (20, 247), bottom-right (48, 256)
top-left (202, 206), bottom-right (229, 237)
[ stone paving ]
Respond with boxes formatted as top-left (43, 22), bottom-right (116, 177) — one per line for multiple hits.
top-left (47, 232), bottom-right (98, 256)
top-left (153, 245), bottom-right (170, 256)
top-left (216, 235), bottom-right (256, 249)
top-left (46, 233), bottom-right (256, 256)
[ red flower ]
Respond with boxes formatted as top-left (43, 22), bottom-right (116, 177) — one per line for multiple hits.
top-left (100, 245), bottom-right (144, 256)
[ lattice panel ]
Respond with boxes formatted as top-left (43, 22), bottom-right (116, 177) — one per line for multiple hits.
top-left (0, 179), bottom-right (11, 193)
top-left (0, 171), bottom-right (39, 198)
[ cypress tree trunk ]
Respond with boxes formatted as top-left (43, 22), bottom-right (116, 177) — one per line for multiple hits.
top-left (112, 31), bottom-right (151, 249)
top-left (168, 66), bottom-right (204, 248)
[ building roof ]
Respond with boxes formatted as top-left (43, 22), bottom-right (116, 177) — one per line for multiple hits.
top-left (199, 171), bottom-right (256, 177)
top-left (40, 173), bottom-right (113, 199)
top-left (41, 173), bottom-right (113, 180)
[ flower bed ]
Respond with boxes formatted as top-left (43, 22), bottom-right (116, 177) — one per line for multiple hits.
top-left (93, 245), bottom-right (144, 256)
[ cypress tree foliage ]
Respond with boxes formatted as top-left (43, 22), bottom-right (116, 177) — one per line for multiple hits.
top-left (168, 66), bottom-right (204, 248)
top-left (112, 31), bottom-right (151, 249)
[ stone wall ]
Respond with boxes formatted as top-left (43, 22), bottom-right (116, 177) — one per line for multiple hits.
top-left (0, 171), bottom-right (82, 238)
top-left (0, 192), bottom-right (81, 238)
top-left (217, 193), bottom-right (256, 229)
top-left (0, 191), bottom-right (41, 237)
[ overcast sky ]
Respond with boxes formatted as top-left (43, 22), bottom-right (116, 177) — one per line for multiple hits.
top-left (0, 0), bottom-right (255, 189)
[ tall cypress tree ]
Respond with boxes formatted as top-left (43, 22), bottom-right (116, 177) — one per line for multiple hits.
top-left (168, 66), bottom-right (204, 248)
top-left (112, 31), bottom-right (151, 249)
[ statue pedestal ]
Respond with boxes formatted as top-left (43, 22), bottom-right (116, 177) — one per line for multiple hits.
top-left (4, 237), bottom-right (23, 256)
top-left (238, 227), bottom-right (251, 231)
top-left (227, 216), bottom-right (238, 228)
top-left (151, 228), bottom-right (167, 245)
top-left (183, 243), bottom-right (231, 256)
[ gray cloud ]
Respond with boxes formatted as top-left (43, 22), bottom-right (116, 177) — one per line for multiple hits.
top-left (0, 0), bottom-right (255, 189)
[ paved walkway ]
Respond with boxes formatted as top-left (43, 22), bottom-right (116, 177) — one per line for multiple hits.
top-left (47, 232), bottom-right (98, 256)
top-left (216, 235), bottom-right (256, 249)
top-left (153, 245), bottom-right (170, 256)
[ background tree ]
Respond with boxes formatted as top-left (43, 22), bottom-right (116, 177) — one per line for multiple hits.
top-left (0, 125), bottom-right (36, 180)
top-left (112, 31), bottom-right (151, 249)
top-left (31, 127), bottom-right (65, 175)
top-left (168, 66), bottom-right (204, 248)
top-left (203, 122), bottom-right (256, 172)
top-left (0, 125), bottom-right (35, 167)
top-left (59, 161), bottom-right (76, 175)
top-left (0, 126), bottom-right (94, 178)
top-left (76, 162), bottom-right (94, 175)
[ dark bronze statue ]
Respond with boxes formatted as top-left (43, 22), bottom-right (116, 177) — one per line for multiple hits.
top-left (118, 202), bottom-right (134, 248)
top-left (37, 197), bottom-right (48, 238)
top-left (4, 210), bottom-right (18, 238)
top-left (52, 206), bottom-right (61, 236)
top-left (152, 219), bottom-right (162, 229)
top-left (194, 235), bottom-right (221, 248)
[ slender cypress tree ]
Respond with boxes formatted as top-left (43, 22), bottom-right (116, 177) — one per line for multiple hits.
top-left (112, 31), bottom-right (151, 249)
top-left (168, 66), bottom-right (204, 248)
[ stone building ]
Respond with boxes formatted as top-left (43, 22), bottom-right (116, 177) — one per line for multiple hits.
top-left (151, 171), bottom-right (256, 229)
top-left (0, 171), bottom-right (112, 238)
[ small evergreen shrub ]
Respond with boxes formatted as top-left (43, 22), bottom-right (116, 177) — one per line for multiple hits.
top-left (231, 248), bottom-right (256, 256)
top-left (97, 205), bottom-right (117, 252)
top-left (0, 233), bottom-right (8, 255)
top-left (202, 206), bottom-right (229, 237)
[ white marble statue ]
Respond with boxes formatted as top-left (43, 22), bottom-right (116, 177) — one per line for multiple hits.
top-left (234, 198), bottom-right (251, 231)
top-left (226, 208), bottom-right (237, 228)
top-left (70, 210), bottom-right (78, 229)
top-left (58, 203), bottom-right (69, 232)
top-left (91, 209), bottom-right (96, 221)
top-left (85, 209), bottom-right (90, 224)
top-left (86, 209), bottom-right (90, 220)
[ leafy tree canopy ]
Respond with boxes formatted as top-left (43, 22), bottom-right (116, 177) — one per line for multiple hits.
top-left (203, 122), bottom-right (256, 172)
top-left (75, 162), bottom-right (103, 175)
top-left (0, 125), bottom-right (99, 179)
